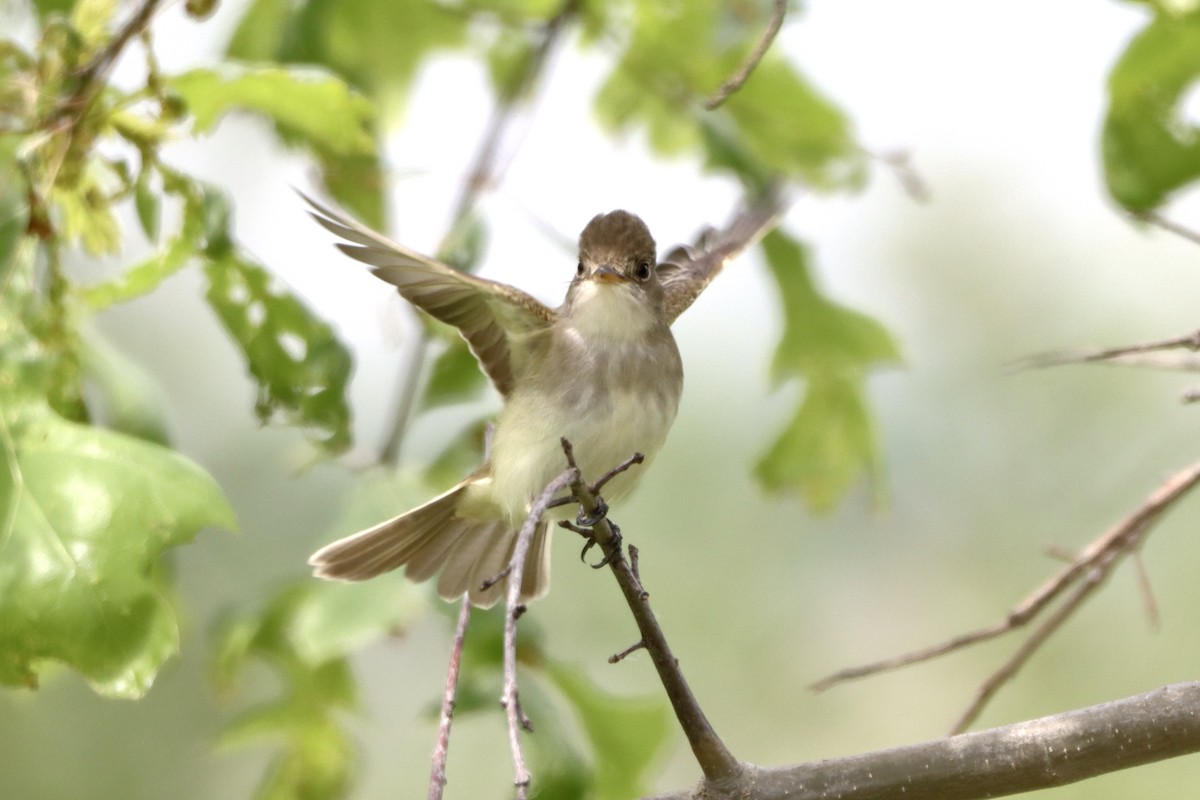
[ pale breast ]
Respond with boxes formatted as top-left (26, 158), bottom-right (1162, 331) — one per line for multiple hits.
top-left (481, 317), bottom-right (684, 527)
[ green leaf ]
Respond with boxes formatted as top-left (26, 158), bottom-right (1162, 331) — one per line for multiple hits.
top-left (593, 0), bottom-right (862, 188)
top-left (169, 65), bottom-right (375, 157)
top-left (425, 417), bottom-right (488, 488)
top-left (421, 337), bottom-right (489, 410)
top-left (546, 662), bottom-right (671, 800)
top-left (755, 373), bottom-right (882, 511)
top-left (755, 230), bottom-right (900, 510)
top-left (203, 252), bottom-right (354, 454)
top-left (52, 170), bottom-right (121, 256)
top-left (1102, 10), bottom-right (1200, 210)
top-left (211, 583), bottom-right (359, 800)
top-left (722, 56), bottom-right (863, 189)
top-left (82, 191), bottom-right (203, 309)
top-left (80, 329), bottom-right (172, 445)
top-left (134, 169), bottom-right (161, 241)
top-left (225, 0), bottom-right (468, 107)
top-left (0, 402), bottom-right (236, 696)
top-left (291, 578), bottom-right (424, 664)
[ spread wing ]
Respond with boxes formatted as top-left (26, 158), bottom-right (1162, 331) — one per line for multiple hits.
top-left (659, 192), bottom-right (788, 324)
top-left (302, 192), bottom-right (557, 397)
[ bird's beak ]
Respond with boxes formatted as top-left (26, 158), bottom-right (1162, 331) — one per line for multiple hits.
top-left (591, 265), bottom-right (627, 284)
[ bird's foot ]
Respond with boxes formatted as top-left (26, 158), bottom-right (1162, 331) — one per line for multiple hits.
top-left (558, 518), bottom-right (622, 569)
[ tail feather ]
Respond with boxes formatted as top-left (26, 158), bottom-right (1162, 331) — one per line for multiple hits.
top-left (309, 481), bottom-right (467, 581)
top-left (309, 478), bottom-right (554, 606)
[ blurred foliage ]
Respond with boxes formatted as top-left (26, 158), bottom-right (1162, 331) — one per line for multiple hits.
top-left (1, 0), bottom-right (369, 698)
top-left (756, 231), bottom-right (901, 510)
top-left (430, 603), bottom-right (672, 800)
top-left (13, 0), bottom-right (1200, 797)
top-left (1103, 4), bottom-right (1200, 210)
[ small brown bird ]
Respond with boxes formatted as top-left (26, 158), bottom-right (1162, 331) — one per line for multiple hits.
top-left (305, 193), bottom-right (782, 606)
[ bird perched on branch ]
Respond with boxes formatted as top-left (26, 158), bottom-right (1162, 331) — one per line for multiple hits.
top-left (305, 192), bottom-right (784, 606)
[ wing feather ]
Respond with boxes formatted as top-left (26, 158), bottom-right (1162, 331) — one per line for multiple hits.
top-left (302, 192), bottom-right (556, 396)
top-left (659, 192), bottom-right (788, 324)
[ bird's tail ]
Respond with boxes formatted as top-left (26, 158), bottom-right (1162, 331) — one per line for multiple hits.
top-left (308, 480), bottom-right (551, 608)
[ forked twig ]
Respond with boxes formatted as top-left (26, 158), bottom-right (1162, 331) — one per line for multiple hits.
top-left (813, 457), bottom-right (1200, 732)
top-left (559, 438), bottom-right (745, 785)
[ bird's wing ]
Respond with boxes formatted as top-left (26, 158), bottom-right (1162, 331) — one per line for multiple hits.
top-left (658, 192), bottom-right (789, 324)
top-left (302, 193), bottom-right (557, 397)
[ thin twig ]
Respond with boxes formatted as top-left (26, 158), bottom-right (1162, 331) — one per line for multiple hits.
top-left (379, 0), bottom-right (580, 464)
top-left (704, 0), bottom-right (788, 110)
top-left (1131, 208), bottom-right (1200, 248)
top-left (1012, 327), bottom-right (1200, 371)
top-left (559, 438), bottom-right (745, 785)
top-left (813, 457), bottom-right (1200, 729)
top-left (500, 467), bottom-right (578, 798)
top-left (428, 595), bottom-right (472, 800)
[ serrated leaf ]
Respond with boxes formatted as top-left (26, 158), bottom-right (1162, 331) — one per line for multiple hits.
top-left (0, 403), bottom-right (236, 696)
top-left (546, 663), bottom-right (671, 800)
top-left (1102, 10), bottom-right (1200, 210)
top-left (756, 230), bottom-right (899, 510)
top-left (169, 65), bottom-right (375, 157)
top-left (203, 252), bottom-right (354, 454)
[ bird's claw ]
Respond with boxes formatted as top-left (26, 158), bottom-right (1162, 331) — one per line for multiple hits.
top-left (576, 498), bottom-right (609, 527)
top-left (579, 522), bottom-right (621, 569)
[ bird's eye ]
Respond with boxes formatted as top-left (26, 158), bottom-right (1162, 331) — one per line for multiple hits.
top-left (634, 260), bottom-right (652, 281)
top-left (576, 260), bottom-right (585, 277)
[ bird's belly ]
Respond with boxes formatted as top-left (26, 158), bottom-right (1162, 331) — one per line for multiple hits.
top-left (479, 373), bottom-right (680, 527)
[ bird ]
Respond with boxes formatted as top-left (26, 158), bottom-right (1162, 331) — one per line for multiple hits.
top-left (304, 191), bottom-right (783, 607)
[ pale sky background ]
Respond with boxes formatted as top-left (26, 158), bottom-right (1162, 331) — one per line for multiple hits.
top-left (10, 1), bottom-right (1200, 798)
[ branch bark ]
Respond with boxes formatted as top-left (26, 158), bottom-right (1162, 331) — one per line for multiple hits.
top-left (560, 440), bottom-right (745, 787)
top-left (646, 683), bottom-right (1200, 800)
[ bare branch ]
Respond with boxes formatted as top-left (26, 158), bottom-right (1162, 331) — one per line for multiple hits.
top-left (1013, 327), bottom-right (1200, 371)
top-left (500, 467), bottom-right (578, 798)
top-left (428, 595), bottom-right (472, 800)
top-left (646, 683), bottom-right (1200, 800)
top-left (813, 457), bottom-right (1200, 728)
top-left (1131, 208), bottom-right (1200, 248)
top-left (704, 0), bottom-right (788, 110)
top-left (560, 439), bottom-right (745, 785)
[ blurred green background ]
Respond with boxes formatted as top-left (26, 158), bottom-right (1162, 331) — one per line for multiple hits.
top-left (6, 0), bottom-right (1200, 798)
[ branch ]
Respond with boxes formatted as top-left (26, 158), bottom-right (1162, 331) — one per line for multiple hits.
top-left (1012, 327), bottom-right (1200, 371)
top-left (704, 0), bottom-right (788, 110)
top-left (379, 0), bottom-right (580, 464)
top-left (1130, 208), bottom-right (1200, 248)
top-left (813, 457), bottom-right (1200, 732)
top-left (498, 467), bottom-right (579, 799)
top-left (645, 683), bottom-right (1200, 800)
top-left (559, 439), bottom-right (745, 786)
top-left (428, 595), bottom-right (472, 800)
